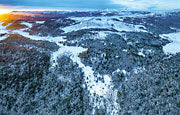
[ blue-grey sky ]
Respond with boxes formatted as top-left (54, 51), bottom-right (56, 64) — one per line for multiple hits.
top-left (0, 0), bottom-right (180, 10)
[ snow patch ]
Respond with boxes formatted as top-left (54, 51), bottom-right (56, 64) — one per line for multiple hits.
top-left (161, 32), bottom-right (180, 54)
top-left (97, 31), bottom-right (108, 39)
top-left (62, 16), bottom-right (147, 33)
top-left (134, 25), bottom-right (148, 32)
top-left (36, 21), bottom-right (45, 24)
top-left (0, 34), bottom-right (9, 41)
top-left (51, 45), bottom-right (87, 67)
top-left (0, 23), bottom-right (9, 41)
top-left (163, 42), bottom-right (180, 55)
top-left (12, 29), bottom-right (66, 43)
top-left (0, 22), bottom-right (9, 33)
top-left (138, 49), bottom-right (145, 57)
top-left (122, 49), bottom-right (128, 52)
top-left (21, 22), bottom-right (33, 28)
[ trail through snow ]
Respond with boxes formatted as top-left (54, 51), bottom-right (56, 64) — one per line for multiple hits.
top-left (51, 38), bottom-right (120, 114)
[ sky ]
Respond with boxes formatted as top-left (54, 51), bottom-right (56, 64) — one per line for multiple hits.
top-left (0, 0), bottom-right (180, 11)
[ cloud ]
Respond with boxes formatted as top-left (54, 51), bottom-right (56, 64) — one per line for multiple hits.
top-left (0, 0), bottom-right (179, 10)
top-left (111, 0), bottom-right (180, 10)
top-left (0, 0), bottom-right (122, 10)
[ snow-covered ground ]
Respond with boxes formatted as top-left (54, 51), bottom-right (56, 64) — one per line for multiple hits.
top-left (161, 32), bottom-right (180, 54)
top-left (21, 22), bottom-right (33, 28)
top-left (1, 12), bottom-right (179, 114)
top-left (6, 27), bottom-right (119, 114)
top-left (0, 23), bottom-right (9, 41)
top-left (36, 21), bottom-right (45, 24)
top-left (62, 16), bottom-right (147, 33)
top-left (138, 49), bottom-right (145, 57)
top-left (12, 29), bottom-right (66, 43)
top-left (0, 34), bottom-right (9, 41)
top-left (0, 22), bottom-right (9, 33)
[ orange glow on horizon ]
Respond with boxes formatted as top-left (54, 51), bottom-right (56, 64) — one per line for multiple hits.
top-left (9, 12), bottom-right (43, 16)
top-left (0, 9), bottom-right (12, 14)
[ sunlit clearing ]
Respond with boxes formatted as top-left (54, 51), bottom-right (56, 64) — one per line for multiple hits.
top-left (0, 9), bottom-right (12, 14)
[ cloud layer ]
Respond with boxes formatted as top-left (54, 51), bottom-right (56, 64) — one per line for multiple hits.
top-left (111, 0), bottom-right (180, 10)
top-left (0, 0), bottom-right (179, 10)
top-left (0, 0), bottom-right (120, 10)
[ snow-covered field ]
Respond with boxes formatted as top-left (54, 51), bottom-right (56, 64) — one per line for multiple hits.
top-left (161, 32), bottom-right (180, 54)
top-left (63, 16), bottom-right (147, 33)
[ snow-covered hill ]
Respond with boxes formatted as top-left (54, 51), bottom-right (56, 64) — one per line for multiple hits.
top-left (0, 11), bottom-right (180, 114)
